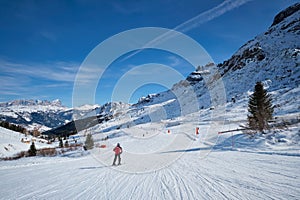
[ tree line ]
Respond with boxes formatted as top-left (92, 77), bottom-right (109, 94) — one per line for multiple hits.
top-left (0, 120), bottom-right (27, 134)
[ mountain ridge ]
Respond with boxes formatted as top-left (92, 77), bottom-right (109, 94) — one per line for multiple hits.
top-left (0, 99), bottom-right (64, 108)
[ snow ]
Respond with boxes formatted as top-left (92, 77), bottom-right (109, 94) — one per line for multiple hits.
top-left (0, 134), bottom-right (299, 199)
top-left (74, 104), bottom-right (100, 111)
top-left (0, 127), bottom-right (30, 158)
top-left (0, 94), bottom-right (299, 199)
top-left (0, 127), bottom-right (54, 158)
top-left (0, 103), bottom-right (68, 113)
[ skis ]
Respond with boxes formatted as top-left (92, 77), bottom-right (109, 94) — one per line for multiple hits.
top-left (112, 163), bottom-right (122, 166)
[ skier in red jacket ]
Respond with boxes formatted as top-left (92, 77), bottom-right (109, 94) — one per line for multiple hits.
top-left (112, 143), bottom-right (123, 166)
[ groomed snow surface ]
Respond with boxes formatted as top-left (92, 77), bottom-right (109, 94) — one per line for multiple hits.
top-left (1, 100), bottom-right (299, 200)
top-left (1, 146), bottom-right (299, 199)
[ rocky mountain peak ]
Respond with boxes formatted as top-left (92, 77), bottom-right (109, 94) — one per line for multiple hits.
top-left (217, 3), bottom-right (299, 77)
top-left (271, 3), bottom-right (300, 27)
top-left (0, 99), bottom-right (63, 107)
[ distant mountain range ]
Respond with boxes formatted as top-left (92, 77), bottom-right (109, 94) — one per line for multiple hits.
top-left (0, 99), bottom-right (63, 107)
top-left (0, 99), bottom-right (102, 132)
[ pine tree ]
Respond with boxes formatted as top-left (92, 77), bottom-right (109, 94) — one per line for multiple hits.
top-left (65, 140), bottom-right (69, 148)
top-left (247, 82), bottom-right (274, 132)
top-left (28, 142), bottom-right (37, 156)
top-left (59, 137), bottom-right (64, 148)
top-left (84, 133), bottom-right (94, 150)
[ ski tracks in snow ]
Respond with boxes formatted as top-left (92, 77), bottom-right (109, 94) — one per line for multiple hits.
top-left (0, 149), bottom-right (299, 199)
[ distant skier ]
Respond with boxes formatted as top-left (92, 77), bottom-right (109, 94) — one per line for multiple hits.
top-left (112, 143), bottom-right (123, 166)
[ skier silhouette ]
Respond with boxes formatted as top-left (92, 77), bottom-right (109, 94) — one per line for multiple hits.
top-left (112, 143), bottom-right (123, 166)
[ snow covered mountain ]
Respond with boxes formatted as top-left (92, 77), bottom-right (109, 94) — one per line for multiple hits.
top-left (0, 99), bottom-right (101, 131)
top-left (0, 99), bottom-right (64, 109)
top-left (126, 2), bottom-right (300, 126)
top-left (0, 99), bottom-right (69, 131)
top-left (0, 98), bottom-right (129, 135)
top-left (217, 2), bottom-right (300, 105)
top-left (43, 102), bottom-right (130, 136)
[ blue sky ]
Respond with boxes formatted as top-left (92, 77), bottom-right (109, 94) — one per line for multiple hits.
top-left (0, 0), bottom-right (298, 107)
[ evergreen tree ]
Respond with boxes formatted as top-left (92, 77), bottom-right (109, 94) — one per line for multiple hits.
top-left (65, 140), bottom-right (69, 148)
top-left (59, 137), bottom-right (64, 148)
top-left (0, 120), bottom-right (27, 134)
top-left (84, 133), bottom-right (94, 150)
top-left (247, 82), bottom-right (274, 132)
top-left (28, 142), bottom-right (37, 156)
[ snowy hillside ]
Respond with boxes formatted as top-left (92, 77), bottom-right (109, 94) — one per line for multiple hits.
top-left (218, 3), bottom-right (300, 106)
top-left (0, 127), bottom-right (30, 158)
top-left (186, 2), bottom-right (300, 115)
top-left (125, 5), bottom-right (300, 124)
top-left (0, 127), bottom-right (54, 158)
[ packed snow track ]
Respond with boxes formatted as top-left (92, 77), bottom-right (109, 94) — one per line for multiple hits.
top-left (1, 146), bottom-right (299, 199)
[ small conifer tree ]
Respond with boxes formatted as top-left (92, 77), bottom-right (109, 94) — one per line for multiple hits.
top-left (85, 133), bottom-right (94, 150)
top-left (28, 142), bottom-right (37, 156)
top-left (65, 140), bottom-right (69, 148)
top-left (247, 82), bottom-right (274, 132)
top-left (59, 137), bottom-right (64, 148)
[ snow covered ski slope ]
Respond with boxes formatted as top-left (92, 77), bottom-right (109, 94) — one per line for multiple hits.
top-left (0, 141), bottom-right (299, 199)
top-left (1, 103), bottom-right (299, 200)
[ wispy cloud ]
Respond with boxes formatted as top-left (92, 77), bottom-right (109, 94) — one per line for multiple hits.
top-left (121, 0), bottom-right (252, 61)
top-left (174, 0), bottom-right (253, 33)
top-left (74, 64), bottom-right (105, 85)
top-left (147, 0), bottom-right (253, 46)
top-left (121, 63), bottom-right (185, 83)
top-left (39, 30), bottom-right (58, 42)
top-left (110, 1), bottom-right (146, 14)
top-left (0, 75), bottom-right (34, 98)
top-left (0, 59), bottom-right (80, 98)
top-left (167, 56), bottom-right (182, 67)
top-left (0, 59), bottom-right (79, 82)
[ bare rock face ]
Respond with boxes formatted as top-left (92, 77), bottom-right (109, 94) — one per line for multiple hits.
top-left (271, 3), bottom-right (300, 26)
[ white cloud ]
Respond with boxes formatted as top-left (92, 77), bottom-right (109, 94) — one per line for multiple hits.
top-left (40, 31), bottom-right (57, 42)
top-left (168, 56), bottom-right (182, 67)
top-left (121, 0), bottom-right (252, 61)
top-left (0, 59), bottom-right (80, 98)
top-left (0, 59), bottom-right (79, 82)
top-left (110, 1), bottom-right (146, 14)
top-left (175, 0), bottom-right (253, 33)
top-left (74, 63), bottom-right (105, 85)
